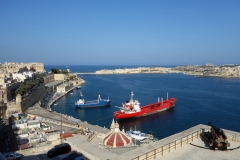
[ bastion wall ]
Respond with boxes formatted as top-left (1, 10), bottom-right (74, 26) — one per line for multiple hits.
top-left (21, 84), bottom-right (47, 112)
top-left (54, 74), bottom-right (66, 81)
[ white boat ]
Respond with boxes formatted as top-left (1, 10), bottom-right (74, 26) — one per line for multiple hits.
top-left (76, 85), bottom-right (81, 89)
top-left (126, 130), bottom-right (153, 141)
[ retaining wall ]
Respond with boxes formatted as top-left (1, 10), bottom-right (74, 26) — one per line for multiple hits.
top-left (21, 84), bottom-right (47, 112)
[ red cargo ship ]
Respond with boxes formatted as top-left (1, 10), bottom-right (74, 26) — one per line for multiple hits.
top-left (114, 92), bottom-right (176, 119)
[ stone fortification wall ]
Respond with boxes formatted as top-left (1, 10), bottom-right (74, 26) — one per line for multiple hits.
top-left (0, 62), bottom-right (45, 74)
top-left (7, 82), bottom-right (20, 101)
top-left (31, 63), bottom-right (44, 72)
top-left (0, 82), bottom-right (20, 102)
top-left (44, 74), bottom-right (55, 83)
top-left (6, 101), bottom-right (21, 117)
top-left (54, 74), bottom-right (66, 81)
top-left (21, 84), bottom-right (47, 112)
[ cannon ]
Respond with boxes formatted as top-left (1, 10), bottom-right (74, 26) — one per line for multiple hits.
top-left (208, 122), bottom-right (228, 140)
top-left (200, 122), bottom-right (230, 150)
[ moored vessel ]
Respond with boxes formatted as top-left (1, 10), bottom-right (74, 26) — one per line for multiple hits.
top-left (126, 130), bottom-right (153, 141)
top-left (75, 92), bottom-right (111, 108)
top-left (114, 92), bottom-right (176, 119)
top-left (76, 85), bottom-right (82, 89)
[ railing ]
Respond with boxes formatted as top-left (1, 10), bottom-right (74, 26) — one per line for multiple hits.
top-left (87, 131), bottom-right (97, 142)
top-left (131, 130), bottom-right (202, 160)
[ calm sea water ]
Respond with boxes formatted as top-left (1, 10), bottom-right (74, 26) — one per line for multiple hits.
top-left (45, 65), bottom-right (240, 139)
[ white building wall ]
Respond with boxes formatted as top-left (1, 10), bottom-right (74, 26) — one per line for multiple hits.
top-left (28, 123), bottom-right (40, 129)
top-left (12, 73), bottom-right (28, 82)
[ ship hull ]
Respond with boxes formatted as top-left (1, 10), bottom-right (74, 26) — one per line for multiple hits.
top-left (75, 100), bottom-right (111, 108)
top-left (114, 98), bottom-right (176, 119)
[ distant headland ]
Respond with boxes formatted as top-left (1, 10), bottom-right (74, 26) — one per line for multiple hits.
top-left (95, 64), bottom-right (240, 77)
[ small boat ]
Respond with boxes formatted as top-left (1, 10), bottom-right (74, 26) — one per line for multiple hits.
top-left (126, 130), bottom-right (153, 140)
top-left (76, 85), bottom-right (81, 89)
top-left (114, 92), bottom-right (176, 119)
top-left (75, 92), bottom-right (111, 108)
top-left (194, 75), bottom-right (206, 78)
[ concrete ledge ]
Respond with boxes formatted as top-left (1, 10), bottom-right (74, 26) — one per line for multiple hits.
top-left (112, 124), bottom-right (240, 160)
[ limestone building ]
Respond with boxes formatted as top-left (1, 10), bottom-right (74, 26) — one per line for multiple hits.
top-left (56, 82), bottom-right (74, 93)
top-left (5, 94), bottom-right (22, 117)
top-left (0, 62), bottom-right (45, 73)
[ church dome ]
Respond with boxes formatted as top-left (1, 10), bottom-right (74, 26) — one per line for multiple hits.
top-left (103, 119), bottom-right (131, 147)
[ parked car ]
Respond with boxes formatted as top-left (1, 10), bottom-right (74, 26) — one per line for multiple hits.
top-left (47, 143), bottom-right (71, 158)
top-left (0, 152), bottom-right (7, 160)
top-left (62, 151), bottom-right (86, 160)
top-left (3, 152), bottom-right (23, 160)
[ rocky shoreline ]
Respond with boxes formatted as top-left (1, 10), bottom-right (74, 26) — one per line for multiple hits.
top-left (95, 64), bottom-right (240, 77)
top-left (95, 67), bottom-right (181, 74)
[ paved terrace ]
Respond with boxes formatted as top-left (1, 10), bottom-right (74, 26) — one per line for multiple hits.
top-left (65, 124), bottom-right (240, 160)
top-left (25, 106), bottom-right (240, 160)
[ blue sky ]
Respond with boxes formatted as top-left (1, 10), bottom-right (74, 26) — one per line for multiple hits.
top-left (0, 0), bottom-right (239, 65)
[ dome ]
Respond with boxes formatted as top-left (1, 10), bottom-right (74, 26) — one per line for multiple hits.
top-left (103, 119), bottom-right (131, 147)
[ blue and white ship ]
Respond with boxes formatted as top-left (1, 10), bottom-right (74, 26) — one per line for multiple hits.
top-left (75, 92), bottom-right (111, 108)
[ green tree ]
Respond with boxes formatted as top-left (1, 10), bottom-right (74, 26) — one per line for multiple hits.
top-left (51, 68), bottom-right (59, 74)
top-left (69, 76), bottom-right (76, 80)
top-left (62, 70), bottom-right (68, 74)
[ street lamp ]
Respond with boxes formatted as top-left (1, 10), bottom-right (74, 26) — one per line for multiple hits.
top-left (60, 91), bottom-right (63, 143)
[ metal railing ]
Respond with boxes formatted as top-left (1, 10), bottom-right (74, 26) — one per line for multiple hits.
top-left (131, 130), bottom-right (202, 160)
top-left (87, 131), bottom-right (97, 142)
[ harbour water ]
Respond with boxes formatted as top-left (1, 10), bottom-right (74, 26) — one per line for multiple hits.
top-left (45, 65), bottom-right (240, 140)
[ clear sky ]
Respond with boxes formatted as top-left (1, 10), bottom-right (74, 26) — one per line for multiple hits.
top-left (0, 0), bottom-right (239, 65)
